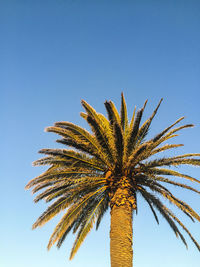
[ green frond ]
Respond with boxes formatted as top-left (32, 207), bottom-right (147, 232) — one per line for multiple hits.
top-left (139, 98), bottom-right (163, 131)
top-left (71, 194), bottom-right (104, 234)
top-left (81, 100), bottom-right (101, 122)
top-left (140, 192), bottom-right (159, 224)
top-left (104, 100), bottom-right (120, 126)
top-left (97, 113), bottom-right (117, 160)
top-left (139, 188), bottom-right (188, 248)
top-left (32, 156), bottom-right (71, 167)
top-left (45, 179), bottom-right (106, 203)
top-left (47, 186), bottom-right (107, 250)
top-left (80, 112), bottom-right (87, 119)
top-left (152, 134), bottom-right (179, 149)
top-left (152, 117), bottom-right (185, 142)
top-left (46, 123), bottom-right (111, 166)
top-left (69, 197), bottom-right (105, 259)
top-left (127, 143), bottom-right (150, 167)
top-left (56, 138), bottom-right (107, 164)
top-left (32, 196), bottom-right (71, 229)
top-left (86, 115), bottom-right (115, 164)
top-left (57, 191), bottom-right (107, 248)
top-left (165, 207), bottom-right (200, 251)
top-left (151, 123), bottom-right (193, 151)
top-left (120, 92), bottom-right (128, 131)
top-left (96, 195), bottom-right (109, 230)
top-left (173, 153), bottom-right (200, 159)
top-left (108, 101), bottom-right (121, 124)
top-left (129, 106), bottom-right (136, 129)
top-left (145, 182), bottom-right (200, 222)
top-left (33, 185), bottom-right (67, 202)
top-left (55, 222), bottom-right (76, 250)
top-left (45, 126), bottom-right (78, 139)
top-left (81, 100), bottom-right (115, 163)
top-left (147, 98), bottom-right (163, 122)
top-left (163, 124), bottom-right (194, 138)
top-left (126, 104), bottom-right (146, 156)
top-left (148, 175), bottom-right (200, 195)
top-left (150, 144), bottom-right (184, 156)
top-left (145, 157), bottom-right (200, 170)
top-left (104, 101), bottom-right (114, 125)
top-left (168, 158), bottom-right (200, 167)
top-left (31, 181), bottom-right (54, 193)
top-left (148, 168), bottom-right (200, 184)
top-left (132, 98), bottom-right (163, 146)
top-left (113, 122), bottom-right (124, 167)
top-left (26, 168), bottom-right (100, 189)
top-left (31, 175), bottom-right (101, 194)
top-left (33, 177), bottom-right (106, 203)
top-left (39, 149), bottom-right (105, 171)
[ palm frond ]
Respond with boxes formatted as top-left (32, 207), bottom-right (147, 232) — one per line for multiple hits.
top-left (150, 144), bottom-right (184, 156)
top-left (126, 101), bottom-right (147, 156)
top-left (140, 192), bottom-right (159, 224)
top-left (120, 92), bottom-right (128, 131)
top-left (152, 117), bottom-right (185, 142)
top-left (96, 195), bottom-right (109, 230)
top-left (70, 196), bottom-right (106, 259)
top-left (129, 106), bottom-right (136, 129)
top-left (139, 188), bottom-right (188, 248)
top-left (81, 100), bottom-right (115, 163)
top-left (140, 179), bottom-right (200, 222)
top-left (47, 186), bottom-right (107, 250)
top-left (147, 175), bottom-right (200, 195)
top-left (147, 168), bottom-right (200, 184)
top-left (113, 122), bottom-right (124, 168)
top-left (104, 100), bottom-right (120, 126)
top-left (136, 98), bottom-right (163, 145)
top-left (39, 149), bottom-right (105, 171)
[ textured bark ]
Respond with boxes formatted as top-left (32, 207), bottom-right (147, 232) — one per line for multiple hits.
top-left (110, 187), bottom-right (134, 267)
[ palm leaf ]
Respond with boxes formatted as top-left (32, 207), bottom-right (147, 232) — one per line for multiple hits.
top-left (120, 92), bottom-right (128, 131)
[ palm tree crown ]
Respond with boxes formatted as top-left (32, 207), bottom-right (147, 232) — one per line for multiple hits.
top-left (26, 93), bottom-right (200, 260)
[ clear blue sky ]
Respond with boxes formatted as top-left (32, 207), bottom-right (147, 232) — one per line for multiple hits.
top-left (1, 1), bottom-right (200, 266)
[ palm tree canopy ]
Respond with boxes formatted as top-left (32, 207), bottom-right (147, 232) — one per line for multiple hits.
top-left (26, 93), bottom-right (200, 259)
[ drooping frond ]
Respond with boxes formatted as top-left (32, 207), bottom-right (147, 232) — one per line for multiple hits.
top-left (150, 176), bottom-right (200, 194)
top-left (47, 186), bottom-right (107, 250)
top-left (143, 182), bottom-right (200, 222)
top-left (69, 196), bottom-right (106, 259)
top-left (138, 188), bottom-right (188, 248)
top-left (140, 191), bottom-right (159, 224)
top-left (141, 188), bottom-right (200, 251)
top-left (147, 168), bottom-right (200, 184)
top-left (95, 194), bottom-right (109, 230)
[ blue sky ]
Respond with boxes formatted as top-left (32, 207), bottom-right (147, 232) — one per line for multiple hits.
top-left (1, 0), bottom-right (200, 266)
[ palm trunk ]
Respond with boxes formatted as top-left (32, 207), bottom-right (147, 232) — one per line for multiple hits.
top-left (110, 186), bottom-right (135, 267)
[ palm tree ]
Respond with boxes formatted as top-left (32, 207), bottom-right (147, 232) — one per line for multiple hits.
top-left (26, 94), bottom-right (200, 267)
